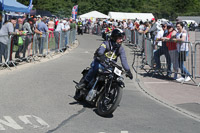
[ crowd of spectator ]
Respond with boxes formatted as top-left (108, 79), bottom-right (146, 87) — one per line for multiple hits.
top-left (0, 15), bottom-right (77, 64)
top-left (0, 14), bottom-right (195, 82)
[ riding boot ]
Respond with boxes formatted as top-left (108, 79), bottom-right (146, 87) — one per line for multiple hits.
top-left (75, 80), bottom-right (88, 90)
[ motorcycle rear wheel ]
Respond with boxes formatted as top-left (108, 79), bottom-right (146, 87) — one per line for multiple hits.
top-left (96, 85), bottom-right (123, 117)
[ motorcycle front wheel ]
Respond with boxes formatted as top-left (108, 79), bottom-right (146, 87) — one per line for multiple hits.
top-left (96, 84), bottom-right (123, 117)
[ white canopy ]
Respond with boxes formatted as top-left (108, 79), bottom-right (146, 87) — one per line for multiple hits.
top-left (79, 11), bottom-right (110, 19)
top-left (108, 12), bottom-right (154, 21)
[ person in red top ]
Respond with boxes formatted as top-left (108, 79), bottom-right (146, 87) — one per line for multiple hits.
top-left (163, 23), bottom-right (178, 79)
top-left (105, 22), bottom-right (115, 40)
top-left (105, 22), bottom-right (114, 33)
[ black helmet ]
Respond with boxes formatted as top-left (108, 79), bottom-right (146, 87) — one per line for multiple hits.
top-left (111, 28), bottom-right (125, 42)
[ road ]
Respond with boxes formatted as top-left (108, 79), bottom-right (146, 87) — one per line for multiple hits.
top-left (0, 34), bottom-right (200, 133)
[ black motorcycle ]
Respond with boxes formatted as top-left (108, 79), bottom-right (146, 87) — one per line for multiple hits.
top-left (74, 59), bottom-right (126, 117)
top-left (78, 24), bottom-right (83, 35)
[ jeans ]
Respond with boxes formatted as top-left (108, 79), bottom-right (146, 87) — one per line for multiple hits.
top-left (38, 37), bottom-right (45, 54)
top-left (85, 59), bottom-right (104, 82)
top-left (154, 45), bottom-right (171, 73)
top-left (0, 42), bottom-right (8, 63)
top-left (54, 32), bottom-right (60, 50)
top-left (179, 51), bottom-right (190, 78)
top-left (65, 31), bottom-right (69, 47)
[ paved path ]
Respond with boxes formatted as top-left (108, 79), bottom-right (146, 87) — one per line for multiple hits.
top-left (0, 34), bottom-right (199, 133)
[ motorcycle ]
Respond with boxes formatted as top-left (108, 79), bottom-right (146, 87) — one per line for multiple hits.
top-left (78, 24), bottom-right (83, 35)
top-left (101, 28), bottom-right (106, 40)
top-left (102, 30), bottom-right (111, 41)
top-left (74, 58), bottom-right (126, 117)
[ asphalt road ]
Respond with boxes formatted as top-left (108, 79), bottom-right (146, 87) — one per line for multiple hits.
top-left (0, 34), bottom-right (200, 133)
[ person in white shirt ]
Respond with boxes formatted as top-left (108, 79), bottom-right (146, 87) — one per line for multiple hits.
top-left (62, 20), bottom-right (70, 48)
top-left (54, 20), bottom-right (63, 50)
top-left (173, 22), bottom-right (191, 82)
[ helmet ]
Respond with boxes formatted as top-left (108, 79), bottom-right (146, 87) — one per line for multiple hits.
top-left (111, 28), bottom-right (125, 42)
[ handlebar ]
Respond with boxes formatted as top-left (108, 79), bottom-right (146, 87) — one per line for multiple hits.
top-left (96, 57), bottom-right (124, 73)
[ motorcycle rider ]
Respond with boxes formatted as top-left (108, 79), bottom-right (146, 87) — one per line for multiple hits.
top-left (105, 22), bottom-right (114, 40)
top-left (75, 28), bottom-right (133, 93)
top-left (77, 19), bottom-right (83, 35)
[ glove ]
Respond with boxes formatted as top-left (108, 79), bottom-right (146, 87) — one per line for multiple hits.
top-left (98, 55), bottom-right (106, 63)
top-left (126, 70), bottom-right (133, 80)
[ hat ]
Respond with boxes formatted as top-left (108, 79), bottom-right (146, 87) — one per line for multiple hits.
top-left (167, 22), bottom-right (174, 28)
top-left (161, 21), bottom-right (167, 25)
top-left (63, 20), bottom-right (67, 24)
top-left (41, 17), bottom-right (47, 21)
top-left (27, 18), bottom-right (34, 23)
top-left (37, 15), bottom-right (41, 18)
top-left (11, 17), bottom-right (17, 20)
top-left (152, 18), bottom-right (155, 21)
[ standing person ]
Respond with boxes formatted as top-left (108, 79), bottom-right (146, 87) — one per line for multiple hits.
top-left (138, 21), bottom-right (145, 33)
top-left (154, 22), bottom-right (172, 76)
top-left (173, 22), bottom-right (191, 82)
top-left (62, 20), bottom-right (70, 49)
top-left (22, 18), bottom-right (34, 58)
top-left (144, 22), bottom-right (151, 38)
top-left (127, 20), bottom-right (133, 43)
top-left (48, 18), bottom-right (55, 38)
top-left (0, 17), bottom-right (17, 63)
top-left (71, 20), bottom-right (77, 42)
top-left (36, 17), bottom-right (49, 55)
top-left (148, 18), bottom-right (159, 43)
top-left (54, 20), bottom-right (63, 50)
top-left (14, 18), bottom-right (24, 59)
top-left (164, 23), bottom-right (178, 79)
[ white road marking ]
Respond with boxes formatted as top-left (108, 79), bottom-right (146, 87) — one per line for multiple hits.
top-left (98, 131), bottom-right (128, 133)
top-left (0, 115), bottom-right (49, 130)
top-left (144, 81), bottom-right (169, 84)
top-left (19, 115), bottom-right (49, 128)
top-left (32, 115), bottom-right (50, 128)
top-left (0, 116), bottom-right (23, 130)
top-left (19, 115), bottom-right (38, 128)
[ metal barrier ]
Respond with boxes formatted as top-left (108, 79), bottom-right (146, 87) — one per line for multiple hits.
top-left (137, 32), bottom-right (144, 50)
top-left (144, 38), bottom-right (154, 67)
top-left (195, 27), bottom-right (200, 42)
top-left (194, 42), bottom-right (200, 86)
top-left (126, 28), bottom-right (198, 86)
top-left (0, 29), bottom-right (77, 70)
top-left (131, 30), bottom-right (137, 45)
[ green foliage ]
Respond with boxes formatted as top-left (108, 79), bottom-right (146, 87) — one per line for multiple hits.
top-left (17, 0), bottom-right (200, 19)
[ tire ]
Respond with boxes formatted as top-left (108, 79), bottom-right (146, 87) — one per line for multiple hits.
top-left (96, 84), bottom-right (123, 117)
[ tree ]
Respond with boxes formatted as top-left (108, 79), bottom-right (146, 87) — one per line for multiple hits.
top-left (17, 0), bottom-right (200, 19)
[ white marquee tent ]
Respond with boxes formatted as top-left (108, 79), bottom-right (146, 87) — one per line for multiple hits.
top-left (79, 11), bottom-right (110, 19)
top-left (108, 12), bottom-right (154, 21)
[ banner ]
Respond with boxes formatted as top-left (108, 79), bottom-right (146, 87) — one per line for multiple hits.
top-left (2, 0), bottom-right (4, 10)
top-left (28, 0), bottom-right (33, 10)
top-left (72, 5), bottom-right (78, 20)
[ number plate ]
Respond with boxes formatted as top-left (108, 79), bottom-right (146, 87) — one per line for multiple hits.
top-left (114, 67), bottom-right (122, 76)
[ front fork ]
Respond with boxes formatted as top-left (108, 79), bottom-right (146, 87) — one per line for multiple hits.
top-left (105, 76), bottom-right (114, 97)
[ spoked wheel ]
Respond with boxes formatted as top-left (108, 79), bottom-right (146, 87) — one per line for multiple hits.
top-left (96, 85), bottom-right (123, 117)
